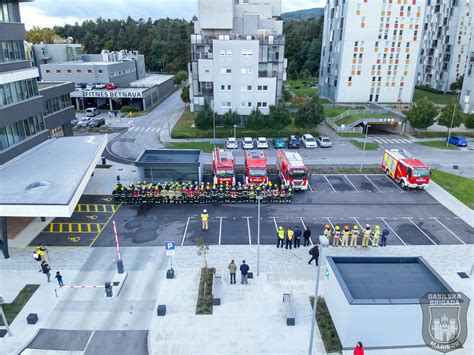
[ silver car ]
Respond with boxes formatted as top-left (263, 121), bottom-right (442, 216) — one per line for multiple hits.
top-left (316, 136), bottom-right (333, 148)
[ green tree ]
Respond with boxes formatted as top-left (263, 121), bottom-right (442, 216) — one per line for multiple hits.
top-left (269, 102), bottom-right (291, 129)
top-left (180, 85), bottom-right (190, 103)
top-left (449, 76), bottom-right (464, 92)
top-left (26, 27), bottom-right (58, 44)
top-left (194, 101), bottom-right (213, 129)
top-left (246, 108), bottom-right (265, 129)
top-left (464, 113), bottom-right (474, 129)
top-left (222, 110), bottom-right (240, 127)
top-left (406, 98), bottom-right (437, 129)
top-left (437, 101), bottom-right (464, 129)
top-left (294, 96), bottom-right (325, 128)
top-left (175, 70), bottom-right (188, 86)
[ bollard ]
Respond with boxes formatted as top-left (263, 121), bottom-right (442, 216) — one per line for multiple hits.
top-left (101, 156), bottom-right (107, 165)
top-left (166, 267), bottom-right (175, 279)
top-left (453, 165), bottom-right (459, 170)
top-left (157, 305), bottom-right (166, 316)
top-left (117, 259), bottom-right (124, 274)
top-left (105, 282), bottom-right (113, 297)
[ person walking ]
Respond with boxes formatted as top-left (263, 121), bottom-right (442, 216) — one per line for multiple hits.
top-left (293, 226), bottom-right (302, 248)
top-left (114, 111), bottom-right (118, 118)
top-left (108, 111), bottom-right (112, 119)
top-left (276, 226), bottom-right (285, 248)
top-left (381, 228), bottom-right (389, 247)
top-left (303, 226), bottom-right (312, 247)
top-left (41, 261), bottom-right (51, 283)
top-left (201, 209), bottom-right (209, 231)
top-left (240, 260), bottom-right (250, 285)
top-left (55, 271), bottom-right (64, 286)
top-left (308, 244), bottom-right (320, 265)
top-left (228, 260), bottom-right (237, 284)
top-left (286, 227), bottom-right (294, 249)
top-left (353, 341), bottom-right (364, 355)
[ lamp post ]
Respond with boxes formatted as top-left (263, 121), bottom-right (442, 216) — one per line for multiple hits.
top-left (359, 122), bottom-right (370, 172)
top-left (213, 111), bottom-right (216, 148)
top-left (233, 124), bottom-right (237, 139)
top-left (256, 189), bottom-right (263, 276)
top-left (446, 93), bottom-right (460, 147)
top-left (308, 235), bottom-right (329, 355)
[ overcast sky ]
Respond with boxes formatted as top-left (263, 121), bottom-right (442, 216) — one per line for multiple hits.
top-left (20, 0), bottom-right (325, 29)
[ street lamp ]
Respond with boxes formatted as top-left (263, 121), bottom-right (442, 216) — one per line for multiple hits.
top-left (359, 122), bottom-right (370, 172)
top-left (256, 189), bottom-right (263, 276)
top-left (213, 111), bottom-right (216, 147)
top-left (308, 235), bottom-right (329, 355)
top-left (233, 124), bottom-right (237, 139)
top-left (446, 92), bottom-right (461, 147)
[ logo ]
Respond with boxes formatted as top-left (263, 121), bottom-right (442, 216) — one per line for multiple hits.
top-left (420, 292), bottom-right (470, 353)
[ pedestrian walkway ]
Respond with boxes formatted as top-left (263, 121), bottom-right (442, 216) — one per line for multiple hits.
top-left (128, 126), bottom-right (161, 133)
top-left (373, 137), bottom-right (413, 145)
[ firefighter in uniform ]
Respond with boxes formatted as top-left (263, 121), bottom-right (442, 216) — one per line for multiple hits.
top-left (286, 227), bottom-right (294, 249)
top-left (218, 185), bottom-right (225, 203)
top-left (201, 209), bottom-right (209, 231)
top-left (350, 225), bottom-right (360, 247)
top-left (211, 184), bottom-right (218, 204)
top-left (372, 225), bottom-right (381, 246)
top-left (248, 185), bottom-right (256, 203)
top-left (236, 183), bottom-right (244, 203)
top-left (332, 225), bottom-right (341, 247)
top-left (323, 224), bottom-right (332, 243)
top-left (341, 225), bottom-right (351, 247)
top-left (276, 226), bottom-right (285, 248)
top-left (205, 183), bottom-right (212, 204)
top-left (362, 224), bottom-right (371, 247)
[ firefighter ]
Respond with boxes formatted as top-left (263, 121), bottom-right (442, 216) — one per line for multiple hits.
top-left (231, 186), bottom-right (237, 203)
top-left (199, 184), bottom-right (206, 204)
top-left (193, 186), bottom-right (200, 204)
top-left (112, 186), bottom-right (120, 203)
top-left (287, 187), bottom-right (293, 203)
top-left (187, 183), bottom-right (194, 203)
top-left (224, 183), bottom-right (231, 203)
top-left (218, 185), bottom-right (225, 203)
top-left (140, 185), bottom-right (147, 205)
top-left (201, 209), bottom-right (209, 230)
top-left (332, 225), bottom-right (341, 247)
top-left (205, 183), bottom-right (212, 204)
top-left (341, 225), bottom-right (350, 247)
top-left (146, 184), bottom-right (153, 203)
top-left (286, 227), bottom-right (294, 249)
top-left (371, 225), bottom-right (381, 247)
top-left (248, 185), bottom-right (256, 203)
top-left (362, 224), bottom-right (371, 247)
top-left (243, 184), bottom-right (250, 203)
top-left (133, 187), bottom-right (140, 204)
top-left (279, 184), bottom-right (286, 204)
top-left (276, 226), bottom-right (285, 248)
top-left (272, 185), bottom-right (279, 204)
top-left (236, 182), bottom-right (244, 203)
top-left (350, 225), bottom-right (360, 247)
top-left (323, 224), bottom-right (332, 242)
top-left (211, 184), bottom-right (218, 204)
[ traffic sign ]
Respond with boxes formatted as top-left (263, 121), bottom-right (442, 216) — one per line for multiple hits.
top-left (165, 241), bottom-right (175, 256)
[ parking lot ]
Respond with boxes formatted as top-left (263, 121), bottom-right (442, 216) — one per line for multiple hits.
top-left (307, 174), bottom-right (403, 193)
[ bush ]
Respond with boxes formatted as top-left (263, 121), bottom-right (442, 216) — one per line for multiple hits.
top-left (194, 101), bottom-right (213, 129)
top-left (120, 106), bottom-right (140, 113)
top-left (222, 110), bottom-right (240, 127)
top-left (415, 85), bottom-right (447, 95)
top-left (196, 267), bottom-right (215, 315)
top-left (464, 114), bottom-right (474, 129)
top-left (245, 107), bottom-right (266, 129)
top-left (309, 296), bottom-right (343, 353)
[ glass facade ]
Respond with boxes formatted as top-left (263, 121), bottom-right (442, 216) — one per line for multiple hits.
top-left (142, 165), bottom-right (198, 182)
top-left (0, 1), bottom-right (21, 23)
top-left (0, 78), bottom-right (39, 107)
top-left (43, 94), bottom-right (71, 116)
top-left (0, 40), bottom-right (26, 63)
top-left (0, 114), bottom-right (45, 151)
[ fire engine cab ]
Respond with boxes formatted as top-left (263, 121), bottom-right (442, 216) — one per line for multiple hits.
top-left (382, 149), bottom-right (430, 189)
top-left (276, 150), bottom-right (311, 190)
top-left (244, 150), bottom-right (268, 184)
top-left (212, 148), bottom-right (235, 184)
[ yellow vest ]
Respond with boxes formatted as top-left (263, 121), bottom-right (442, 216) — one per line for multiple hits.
top-left (373, 230), bottom-right (381, 237)
top-left (324, 229), bottom-right (331, 237)
top-left (278, 229), bottom-right (285, 239)
top-left (201, 214), bottom-right (209, 221)
top-left (364, 229), bottom-right (371, 237)
top-left (287, 229), bottom-right (294, 240)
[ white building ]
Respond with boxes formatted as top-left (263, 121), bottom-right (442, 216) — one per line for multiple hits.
top-left (417, 0), bottom-right (473, 93)
top-left (319, 0), bottom-right (426, 103)
top-left (189, 0), bottom-right (287, 115)
top-left (460, 40), bottom-right (474, 113)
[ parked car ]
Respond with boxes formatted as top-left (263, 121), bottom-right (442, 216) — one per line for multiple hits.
top-left (287, 135), bottom-right (300, 149)
top-left (447, 135), bottom-right (468, 147)
top-left (316, 136), bottom-right (333, 148)
top-left (85, 107), bottom-right (100, 117)
top-left (77, 117), bottom-right (90, 128)
top-left (87, 117), bottom-right (106, 128)
top-left (226, 137), bottom-right (238, 149)
top-left (106, 83), bottom-right (118, 90)
top-left (242, 137), bottom-right (254, 149)
top-left (93, 83), bottom-right (106, 89)
top-left (272, 137), bottom-right (286, 149)
top-left (301, 134), bottom-right (317, 148)
top-left (256, 137), bottom-right (268, 149)
top-left (75, 83), bottom-right (86, 91)
top-left (85, 83), bottom-right (93, 91)
top-left (70, 119), bottom-right (79, 127)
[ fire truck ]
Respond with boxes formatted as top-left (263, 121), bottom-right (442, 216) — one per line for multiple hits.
top-left (382, 149), bottom-right (431, 189)
top-left (276, 150), bottom-right (311, 190)
top-left (244, 150), bottom-right (268, 184)
top-left (212, 148), bottom-right (235, 184)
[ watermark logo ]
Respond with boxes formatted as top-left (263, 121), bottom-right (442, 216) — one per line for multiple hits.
top-left (420, 292), bottom-right (470, 353)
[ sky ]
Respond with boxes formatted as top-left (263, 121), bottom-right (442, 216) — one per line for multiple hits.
top-left (20, 0), bottom-right (325, 30)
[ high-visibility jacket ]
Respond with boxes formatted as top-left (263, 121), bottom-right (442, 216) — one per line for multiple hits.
top-left (343, 230), bottom-right (350, 237)
top-left (278, 229), bottom-right (285, 239)
top-left (324, 229), bottom-right (331, 238)
top-left (201, 213), bottom-right (209, 221)
top-left (287, 229), bottom-right (294, 240)
top-left (352, 230), bottom-right (359, 237)
top-left (363, 229), bottom-right (371, 238)
top-left (373, 230), bottom-right (381, 238)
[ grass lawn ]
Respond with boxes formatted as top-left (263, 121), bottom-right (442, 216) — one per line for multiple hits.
top-left (285, 79), bottom-right (318, 98)
top-left (411, 131), bottom-right (474, 138)
top-left (339, 132), bottom-right (365, 138)
top-left (431, 169), bottom-right (474, 209)
top-left (168, 142), bottom-right (223, 153)
top-left (324, 107), bottom-right (348, 117)
top-left (0, 284), bottom-right (40, 326)
top-left (413, 88), bottom-right (457, 105)
top-left (336, 112), bottom-right (398, 127)
top-left (417, 141), bottom-right (459, 150)
top-left (351, 140), bottom-right (379, 150)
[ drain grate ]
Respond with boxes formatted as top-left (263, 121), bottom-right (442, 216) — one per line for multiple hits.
top-left (457, 272), bottom-right (469, 279)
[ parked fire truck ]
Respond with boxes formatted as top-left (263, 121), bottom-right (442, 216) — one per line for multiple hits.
top-left (244, 150), bottom-right (268, 184)
top-left (212, 148), bottom-right (235, 184)
top-left (276, 150), bottom-right (311, 190)
top-left (381, 149), bottom-right (430, 189)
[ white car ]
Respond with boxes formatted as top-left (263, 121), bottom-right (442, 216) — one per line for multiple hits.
top-left (85, 83), bottom-right (93, 91)
top-left (77, 117), bottom-right (90, 128)
top-left (301, 134), bottom-right (317, 148)
top-left (256, 137), bottom-right (268, 149)
top-left (316, 136), bottom-right (333, 148)
top-left (242, 137), bottom-right (254, 149)
top-left (226, 137), bottom-right (238, 149)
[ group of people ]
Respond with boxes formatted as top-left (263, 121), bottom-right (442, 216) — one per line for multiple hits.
top-left (322, 224), bottom-right (389, 247)
top-left (33, 244), bottom-right (64, 286)
top-left (112, 181), bottom-right (294, 205)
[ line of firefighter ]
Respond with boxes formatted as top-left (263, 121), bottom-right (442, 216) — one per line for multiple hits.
top-left (112, 181), bottom-right (293, 205)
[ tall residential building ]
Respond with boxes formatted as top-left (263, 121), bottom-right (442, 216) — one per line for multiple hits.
top-left (417, 0), bottom-right (473, 93)
top-left (189, 0), bottom-right (287, 115)
top-left (319, 0), bottom-right (426, 103)
top-left (460, 40), bottom-right (473, 113)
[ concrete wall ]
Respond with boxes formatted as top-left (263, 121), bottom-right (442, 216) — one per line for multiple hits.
top-left (198, 0), bottom-right (233, 30)
top-left (460, 43), bottom-right (473, 114)
top-left (0, 131), bottom-right (48, 165)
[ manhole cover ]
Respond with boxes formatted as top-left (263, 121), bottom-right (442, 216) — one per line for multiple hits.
top-left (457, 272), bottom-right (469, 279)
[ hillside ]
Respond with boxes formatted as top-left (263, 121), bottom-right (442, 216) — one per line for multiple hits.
top-left (282, 8), bottom-right (324, 21)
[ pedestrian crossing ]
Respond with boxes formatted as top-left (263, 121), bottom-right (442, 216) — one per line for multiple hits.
top-left (128, 126), bottom-right (160, 133)
top-left (373, 137), bottom-right (413, 145)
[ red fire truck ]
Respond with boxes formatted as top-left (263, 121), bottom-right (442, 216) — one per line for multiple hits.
top-left (276, 150), bottom-right (311, 190)
top-left (212, 148), bottom-right (235, 184)
top-left (244, 150), bottom-right (268, 184)
top-left (382, 149), bottom-right (431, 189)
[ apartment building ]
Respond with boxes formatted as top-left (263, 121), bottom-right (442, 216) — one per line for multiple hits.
top-left (189, 0), bottom-right (287, 115)
top-left (319, 0), bottom-right (426, 103)
top-left (417, 0), bottom-right (473, 93)
top-left (460, 40), bottom-right (473, 113)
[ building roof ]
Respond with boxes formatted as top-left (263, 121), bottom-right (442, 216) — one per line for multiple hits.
top-left (37, 81), bottom-right (71, 90)
top-left (135, 149), bottom-right (202, 165)
top-left (42, 61), bottom-right (128, 66)
top-left (0, 135), bottom-right (107, 217)
top-left (130, 75), bottom-right (175, 88)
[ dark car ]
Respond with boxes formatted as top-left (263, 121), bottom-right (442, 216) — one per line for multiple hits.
top-left (272, 137), bottom-right (286, 149)
top-left (87, 117), bottom-right (106, 128)
top-left (447, 135), bottom-right (468, 147)
top-left (287, 135), bottom-right (300, 149)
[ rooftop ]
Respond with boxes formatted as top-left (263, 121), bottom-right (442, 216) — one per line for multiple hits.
top-left (37, 81), bottom-right (70, 90)
top-left (135, 149), bottom-right (202, 165)
top-left (130, 74), bottom-right (174, 88)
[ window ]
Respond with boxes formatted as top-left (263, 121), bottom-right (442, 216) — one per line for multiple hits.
top-left (226, 50), bottom-right (232, 56)
top-left (241, 85), bottom-right (252, 91)
top-left (45, 69), bottom-right (51, 74)
top-left (76, 69), bottom-right (82, 73)
top-left (56, 69), bottom-right (61, 74)
top-left (220, 68), bottom-right (232, 74)
top-left (220, 50), bottom-right (225, 56)
top-left (0, 40), bottom-right (26, 63)
top-left (227, 85), bottom-right (231, 90)
top-left (98, 69), bottom-right (103, 74)
top-left (242, 50), bottom-right (253, 56)
top-left (66, 69), bottom-right (72, 74)
top-left (221, 85), bottom-right (225, 91)
top-left (257, 102), bottom-right (268, 108)
top-left (220, 101), bottom-right (231, 108)
top-left (257, 85), bottom-right (268, 91)
top-left (241, 101), bottom-right (252, 108)
top-left (87, 69), bottom-right (93, 74)
top-left (0, 79), bottom-right (39, 108)
top-left (0, 114), bottom-right (45, 151)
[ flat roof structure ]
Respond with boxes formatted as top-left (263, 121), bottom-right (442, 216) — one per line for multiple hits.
top-left (135, 149), bottom-right (202, 165)
top-left (130, 74), bottom-right (174, 88)
top-left (0, 135), bottom-right (107, 217)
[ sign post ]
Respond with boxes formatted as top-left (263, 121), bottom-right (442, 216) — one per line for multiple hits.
top-left (112, 221), bottom-right (124, 274)
top-left (165, 241), bottom-right (175, 279)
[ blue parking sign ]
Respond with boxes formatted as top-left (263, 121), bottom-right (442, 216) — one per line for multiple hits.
top-left (165, 241), bottom-right (175, 256)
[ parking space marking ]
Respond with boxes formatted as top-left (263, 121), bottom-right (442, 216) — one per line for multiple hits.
top-left (217, 217), bottom-right (225, 245)
top-left (307, 182), bottom-right (314, 192)
top-left (323, 175), bottom-right (337, 192)
top-left (364, 175), bottom-right (382, 192)
top-left (45, 223), bottom-right (104, 234)
top-left (384, 174), bottom-right (404, 192)
top-left (432, 217), bottom-right (466, 245)
top-left (75, 204), bottom-right (117, 213)
top-left (272, 217), bottom-right (279, 233)
top-left (378, 217), bottom-right (407, 245)
top-left (244, 217), bottom-right (252, 245)
top-left (406, 218), bottom-right (437, 245)
top-left (181, 217), bottom-right (193, 246)
top-left (344, 175), bottom-right (359, 192)
top-left (352, 217), bottom-right (364, 230)
top-left (299, 217), bottom-right (313, 245)
top-left (325, 217), bottom-right (335, 230)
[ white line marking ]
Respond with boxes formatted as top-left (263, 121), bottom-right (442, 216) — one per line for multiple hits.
top-left (323, 175), bottom-right (337, 192)
top-left (128, 120), bottom-right (134, 125)
top-left (406, 217), bottom-right (437, 245)
top-left (307, 182), bottom-right (314, 192)
top-left (374, 139), bottom-right (382, 143)
top-left (379, 217), bottom-right (407, 245)
top-left (299, 217), bottom-right (313, 245)
top-left (325, 217), bottom-right (335, 230)
top-left (384, 174), bottom-right (404, 191)
top-left (145, 127), bottom-right (152, 132)
top-left (344, 175), bottom-right (359, 192)
top-left (401, 139), bottom-right (412, 144)
top-left (433, 217), bottom-right (465, 245)
top-left (365, 175), bottom-right (383, 192)
top-left (140, 127), bottom-right (147, 132)
top-left (218, 217), bottom-right (223, 245)
top-left (352, 217), bottom-right (364, 230)
top-left (244, 217), bottom-right (252, 245)
top-left (272, 217), bottom-right (279, 233)
top-left (181, 217), bottom-right (192, 246)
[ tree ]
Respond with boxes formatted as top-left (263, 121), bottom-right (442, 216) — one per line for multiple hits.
top-left (464, 113), bottom-right (474, 129)
top-left (194, 101), bottom-right (213, 129)
top-left (294, 96), bottom-right (325, 128)
top-left (449, 76), bottom-right (464, 92)
top-left (269, 102), bottom-right (291, 129)
top-left (180, 85), bottom-right (190, 103)
top-left (196, 238), bottom-right (209, 269)
top-left (175, 70), bottom-right (188, 86)
top-left (222, 110), bottom-right (240, 127)
top-left (245, 108), bottom-right (265, 129)
top-left (437, 101), bottom-right (464, 129)
top-left (405, 98), bottom-right (437, 129)
top-left (26, 27), bottom-right (58, 44)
